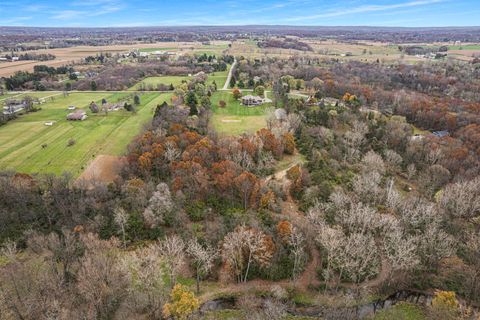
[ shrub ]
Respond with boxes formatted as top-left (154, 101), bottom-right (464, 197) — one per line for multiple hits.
top-left (67, 139), bottom-right (76, 147)
top-left (163, 284), bottom-right (199, 320)
top-left (186, 201), bottom-right (207, 222)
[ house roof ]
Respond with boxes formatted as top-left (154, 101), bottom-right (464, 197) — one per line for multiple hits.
top-left (432, 130), bottom-right (449, 138)
top-left (242, 95), bottom-right (263, 100)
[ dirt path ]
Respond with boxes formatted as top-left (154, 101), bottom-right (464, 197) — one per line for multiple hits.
top-left (222, 58), bottom-right (237, 90)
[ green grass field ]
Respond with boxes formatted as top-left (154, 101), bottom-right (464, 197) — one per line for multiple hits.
top-left (129, 67), bottom-right (230, 91)
top-left (0, 92), bottom-right (63, 105)
top-left (448, 44), bottom-right (480, 50)
top-left (370, 303), bottom-right (425, 320)
top-left (129, 76), bottom-right (191, 91)
top-left (0, 91), bottom-right (172, 176)
top-left (210, 91), bottom-right (269, 136)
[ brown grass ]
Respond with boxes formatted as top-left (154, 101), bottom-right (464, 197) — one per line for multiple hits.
top-left (77, 155), bottom-right (125, 186)
top-left (226, 39), bottom-right (425, 63)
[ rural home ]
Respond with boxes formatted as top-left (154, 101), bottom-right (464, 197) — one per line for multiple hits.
top-left (322, 97), bottom-right (344, 107)
top-left (242, 95), bottom-right (265, 106)
top-left (67, 110), bottom-right (87, 121)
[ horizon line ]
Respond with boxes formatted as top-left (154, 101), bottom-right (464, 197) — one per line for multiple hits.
top-left (1, 24), bottom-right (480, 29)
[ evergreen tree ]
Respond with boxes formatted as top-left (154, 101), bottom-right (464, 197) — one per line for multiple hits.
top-left (134, 95), bottom-right (141, 105)
top-left (186, 91), bottom-right (198, 116)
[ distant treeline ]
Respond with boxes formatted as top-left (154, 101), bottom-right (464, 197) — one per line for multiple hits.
top-left (258, 38), bottom-right (313, 51)
top-left (3, 65), bottom-right (75, 90)
top-left (0, 53), bottom-right (56, 61)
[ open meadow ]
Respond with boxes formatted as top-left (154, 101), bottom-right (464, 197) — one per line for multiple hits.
top-left (0, 91), bottom-right (172, 176)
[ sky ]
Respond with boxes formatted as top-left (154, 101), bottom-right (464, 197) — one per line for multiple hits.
top-left (0, 0), bottom-right (479, 28)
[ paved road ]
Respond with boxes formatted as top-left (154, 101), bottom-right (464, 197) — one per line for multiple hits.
top-left (222, 58), bottom-right (237, 90)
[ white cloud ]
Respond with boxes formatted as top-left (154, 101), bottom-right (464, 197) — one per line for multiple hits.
top-left (1, 16), bottom-right (32, 24)
top-left (286, 0), bottom-right (448, 21)
top-left (52, 10), bottom-right (85, 20)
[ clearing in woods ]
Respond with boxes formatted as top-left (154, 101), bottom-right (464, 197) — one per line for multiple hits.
top-left (210, 90), bottom-right (270, 136)
top-left (0, 91), bottom-right (172, 176)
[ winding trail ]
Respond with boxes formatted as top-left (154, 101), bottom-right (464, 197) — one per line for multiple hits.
top-left (199, 153), bottom-right (392, 302)
top-left (222, 58), bottom-right (237, 90)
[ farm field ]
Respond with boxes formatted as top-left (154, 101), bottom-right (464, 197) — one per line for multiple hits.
top-left (210, 91), bottom-right (269, 135)
top-left (447, 44), bottom-right (480, 50)
top-left (0, 91), bottom-right (172, 176)
top-left (0, 41), bottom-right (231, 77)
top-left (227, 39), bottom-right (429, 63)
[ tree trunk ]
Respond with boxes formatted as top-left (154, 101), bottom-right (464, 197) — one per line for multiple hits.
top-left (244, 252), bottom-right (253, 282)
top-left (196, 271), bottom-right (200, 294)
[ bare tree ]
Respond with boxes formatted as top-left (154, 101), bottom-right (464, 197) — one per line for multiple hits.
top-left (352, 171), bottom-right (384, 205)
top-left (222, 225), bottom-right (274, 283)
top-left (406, 163), bottom-right (416, 181)
top-left (317, 225), bottom-right (344, 291)
top-left (290, 227), bottom-right (307, 281)
top-left (143, 183), bottom-right (174, 228)
top-left (164, 141), bottom-right (181, 162)
top-left (386, 179), bottom-right (402, 210)
top-left (361, 150), bottom-right (386, 175)
top-left (76, 233), bottom-right (127, 319)
top-left (121, 245), bottom-right (168, 318)
top-left (385, 149), bottom-right (403, 170)
top-left (440, 176), bottom-right (480, 220)
top-left (114, 207), bottom-right (129, 248)
top-left (383, 226), bottom-right (419, 272)
top-left (344, 120), bottom-right (368, 161)
top-left (157, 235), bottom-right (186, 286)
top-left (186, 239), bottom-right (218, 293)
top-left (417, 224), bottom-right (455, 267)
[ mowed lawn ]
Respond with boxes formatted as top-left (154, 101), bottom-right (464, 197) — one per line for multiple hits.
top-left (129, 76), bottom-right (191, 91)
top-left (210, 91), bottom-right (269, 136)
top-left (0, 91), bottom-right (172, 176)
top-left (129, 66), bottom-right (230, 91)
